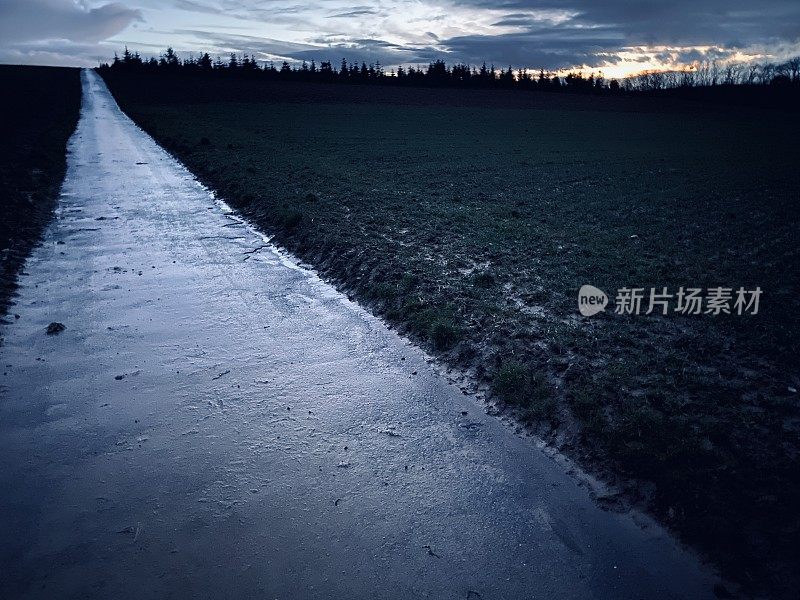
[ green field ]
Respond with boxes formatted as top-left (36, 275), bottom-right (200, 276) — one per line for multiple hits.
top-left (0, 65), bottom-right (81, 314)
top-left (104, 73), bottom-right (800, 594)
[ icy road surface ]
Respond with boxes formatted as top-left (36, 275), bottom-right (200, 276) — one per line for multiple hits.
top-left (0, 70), bottom-right (716, 599)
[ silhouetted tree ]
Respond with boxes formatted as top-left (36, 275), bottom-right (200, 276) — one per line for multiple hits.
top-left (198, 53), bottom-right (212, 72)
top-left (99, 46), bottom-right (800, 107)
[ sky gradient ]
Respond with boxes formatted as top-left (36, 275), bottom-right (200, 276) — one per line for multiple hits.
top-left (1, 0), bottom-right (799, 77)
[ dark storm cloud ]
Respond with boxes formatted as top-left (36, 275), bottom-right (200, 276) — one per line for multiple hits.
top-left (461, 0), bottom-right (799, 47)
top-left (432, 0), bottom-right (800, 69)
top-left (443, 33), bottom-right (616, 69)
top-left (0, 0), bottom-right (142, 44)
top-left (439, 20), bottom-right (626, 69)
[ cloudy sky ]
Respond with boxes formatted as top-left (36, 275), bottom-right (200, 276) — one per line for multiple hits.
top-left (1, 0), bottom-right (799, 77)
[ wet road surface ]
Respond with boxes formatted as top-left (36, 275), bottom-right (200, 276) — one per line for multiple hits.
top-left (0, 70), bottom-right (716, 599)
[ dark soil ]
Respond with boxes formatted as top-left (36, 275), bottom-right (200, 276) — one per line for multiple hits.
top-left (0, 65), bottom-right (81, 318)
top-left (102, 71), bottom-right (800, 597)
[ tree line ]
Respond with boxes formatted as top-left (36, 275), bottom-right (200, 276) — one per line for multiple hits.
top-left (101, 46), bottom-right (800, 95)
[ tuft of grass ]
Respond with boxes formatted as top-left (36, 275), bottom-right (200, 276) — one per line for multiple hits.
top-left (494, 361), bottom-right (529, 404)
top-left (367, 282), bottom-right (397, 302)
top-left (408, 305), bottom-right (463, 350)
top-left (429, 318), bottom-right (461, 350)
top-left (494, 361), bottom-right (555, 419)
top-left (569, 387), bottom-right (606, 434)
